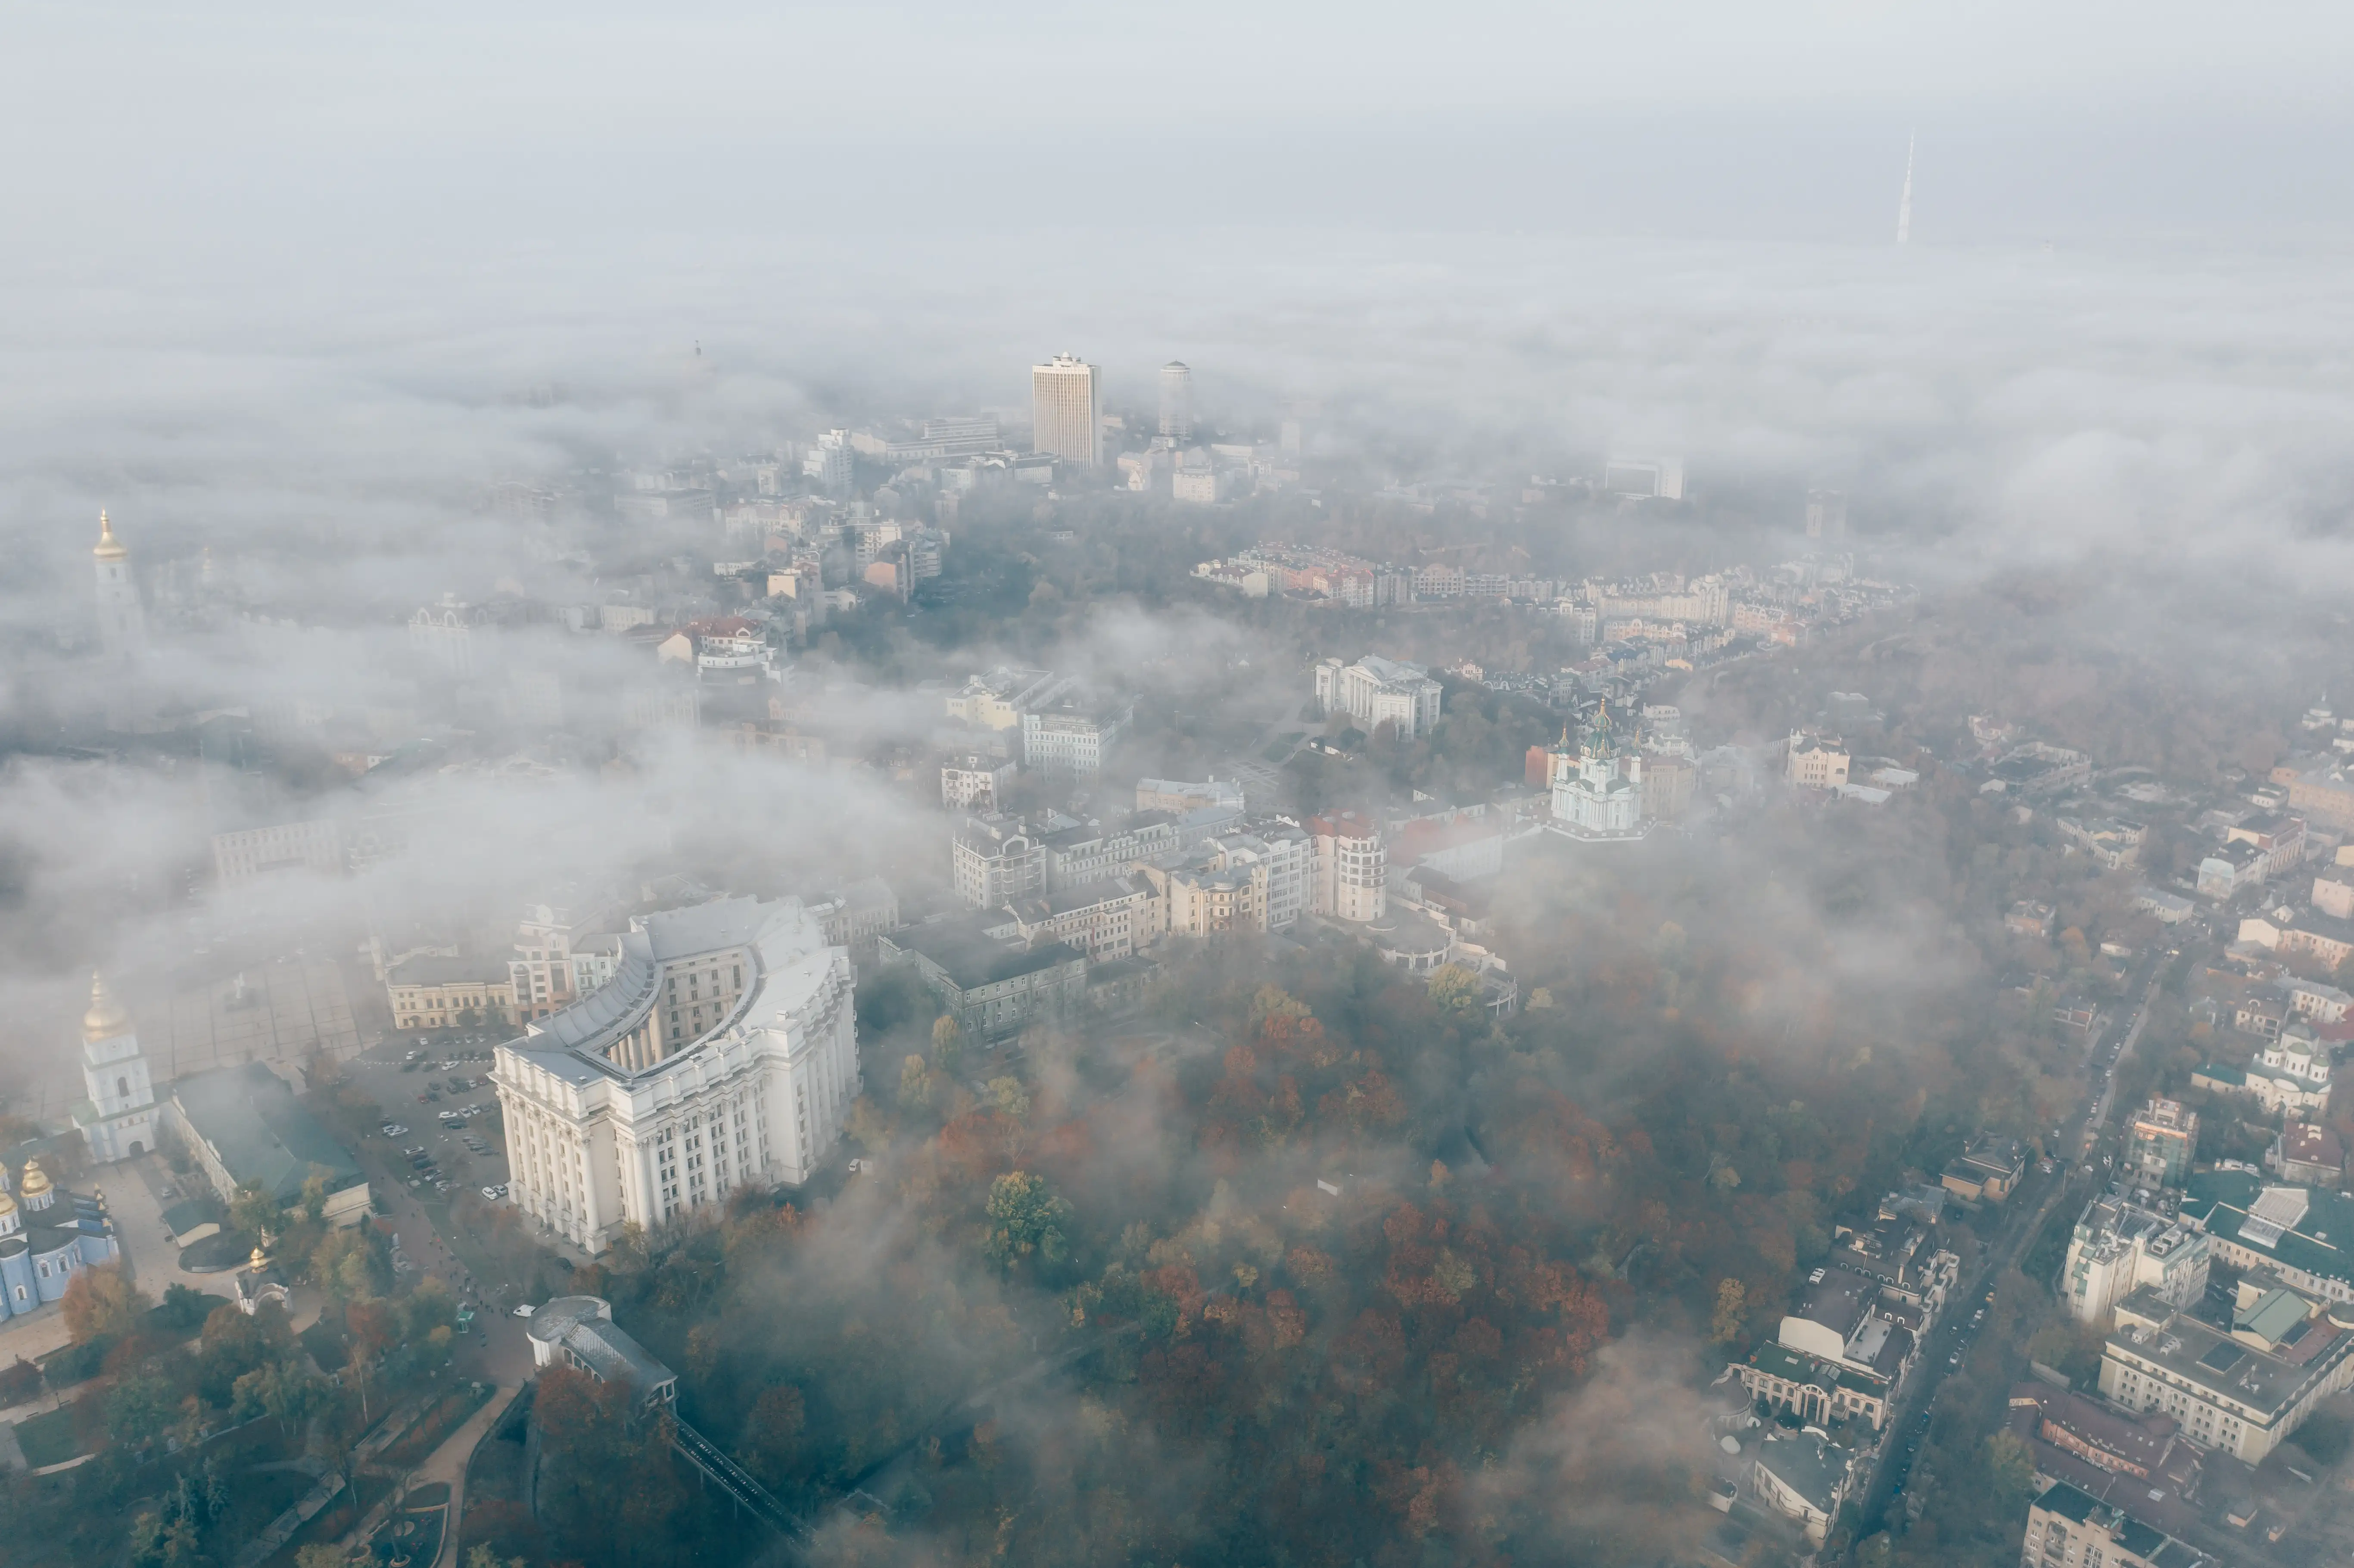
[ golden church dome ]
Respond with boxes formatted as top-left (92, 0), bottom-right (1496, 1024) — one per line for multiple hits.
top-left (93, 510), bottom-right (127, 562)
top-left (83, 971), bottom-right (131, 1042)
top-left (19, 1160), bottom-right (52, 1196)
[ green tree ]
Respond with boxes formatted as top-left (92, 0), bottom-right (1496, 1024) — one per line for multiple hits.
top-left (107, 1372), bottom-right (175, 1450)
top-left (987, 1076), bottom-right (1031, 1122)
top-left (229, 1180), bottom-right (281, 1243)
top-left (984, 1170), bottom-right (1071, 1270)
top-left (1985, 1429), bottom-right (2037, 1513)
top-left (1425, 964), bottom-right (1485, 1021)
top-left (931, 1014), bottom-right (964, 1075)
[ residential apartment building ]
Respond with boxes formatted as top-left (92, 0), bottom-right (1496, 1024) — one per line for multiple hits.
top-left (1040, 812), bottom-right (1182, 891)
top-left (941, 754), bottom-right (1016, 813)
top-left (2125, 1099), bottom-right (2200, 1187)
top-left (1307, 810), bottom-right (1387, 922)
top-left (953, 815), bottom-right (1046, 908)
top-left (880, 919), bottom-right (1087, 1040)
top-left (1021, 690), bottom-right (1135, 778)
top-left (493, 897), bottom-right (860, 1249)
top-left (1140, 822), bottom-right (1314, 937)
top-left (510, 890), bottom-right (626, 1024)
top-left (944, 667), bottom-right (1069, 731)
top-left (2275, 758), bottom-right (2354, 831)
top-left (2061, 1195), bottom-right (2211, 1325)
top-left (992, 877), bottom-right (1155, 960)
top-left (1314, 655), bottom-right (1443, 741)
top-left (804, 876), bottom-right (899, 960)
top-left (2022, 1483), bottom-right (2214, 1568)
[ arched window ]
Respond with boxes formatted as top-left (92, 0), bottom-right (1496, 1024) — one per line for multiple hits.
top-left (117, 1076), bottom-right (129, 1099)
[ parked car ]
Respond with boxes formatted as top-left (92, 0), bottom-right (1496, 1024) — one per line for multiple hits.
top-left (381, 1123), bottom-right (408, 1136)
top-left (513, 1303), bottom-right (536, 1318)
top-left (481, 1185), bottom-right (504, 1201)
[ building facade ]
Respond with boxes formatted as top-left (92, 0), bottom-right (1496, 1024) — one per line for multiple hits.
top-left (1786, 730), bottom-right (1851, 789)
top-left (2023, 1483), bottom-right (2214, 1568)
top-left (1548, 709), bottom-right (1647, 839)
top-left (880, 921), bottom-right (1088, 1040)
top-left (1032, 353), bottom-right (1102, 470)
top-left (2061, 1195), bottom-right (2211, 1325)
top-left (2099, 1276), bottom-right (2354, 1463)
top-left (954, 815), bottom-right (1047, 908)
top-left (1308, 810), bottom-right (1387, 922)
top-left (388, 957), bottom-right (520, 1032)
top-left (1021, 691), bottom-right (1134, 778)
top-left (1158, 361), bottom-right (1193, 441)
top-left (0, 1160), bottom-right (121, 1320)
top-left (212, 819), bottom-right (344, 884)
top-left (2125, 1099), bottom-right (2199, 1187)
top-left (493, 898), bottom-right (860, 1249)
top-left (93, 511), bottom-right (144, 658)
top-left (71, 973), bottom-right (159, 1164)
top-left (1314, 655), bottom-right (1442, 741)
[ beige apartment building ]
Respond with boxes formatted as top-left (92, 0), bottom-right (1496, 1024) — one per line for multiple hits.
top-left (1031, 353), bottom-right (1101, 470)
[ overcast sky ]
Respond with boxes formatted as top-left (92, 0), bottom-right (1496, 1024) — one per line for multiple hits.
top-left (9, 3), bottom-right (2354, 255)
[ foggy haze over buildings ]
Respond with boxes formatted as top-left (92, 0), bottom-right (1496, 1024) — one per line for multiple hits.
top-left (4, 6), bottom-right (2354, 1567)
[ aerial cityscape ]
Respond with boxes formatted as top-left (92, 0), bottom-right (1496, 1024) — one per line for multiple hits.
top-left (4, 6), bottom-right (2353, 1568)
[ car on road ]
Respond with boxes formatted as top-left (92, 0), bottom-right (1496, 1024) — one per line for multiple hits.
top-left (513, 1303), bottom-right (535, 1317)
top-left (481, 1185), bottom-right (505, 1200)
top-left (1949, 1352), bottom-right (1962, 1366)
top-left (381, 1123), bottom-right (408, 1136)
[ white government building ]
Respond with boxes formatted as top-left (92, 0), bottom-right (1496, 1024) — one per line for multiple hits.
top-left (1313, 655), bottom-right (1443, 741)
top-left (493, 897), bottom-right (859, 1251)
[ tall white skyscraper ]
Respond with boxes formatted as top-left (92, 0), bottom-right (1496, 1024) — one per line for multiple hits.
top-left (1032, 354), bottom-right (1102, 470)
top-left (1158, 361), bottom-right (1193, 442)
top-left (92, 511), bottom-right (144, 657)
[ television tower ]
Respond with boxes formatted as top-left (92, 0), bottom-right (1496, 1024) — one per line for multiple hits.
top-left (1895, 132), bottom-right (1915, 246)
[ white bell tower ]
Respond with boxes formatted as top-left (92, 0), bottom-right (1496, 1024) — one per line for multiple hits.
top-left (93, 511), bottom-right (145, 658)
top-left (74, 972), bottom-right (158, 1163)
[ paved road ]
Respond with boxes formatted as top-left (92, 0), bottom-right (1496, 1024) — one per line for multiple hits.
top-left (1860, 961), bottom-right (2167, 1531)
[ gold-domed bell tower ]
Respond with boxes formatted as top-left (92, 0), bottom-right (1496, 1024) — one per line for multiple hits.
top-left (73, 971), bottom-right (159, 1164)
top-left (93, 511), bottom-right (145, 659)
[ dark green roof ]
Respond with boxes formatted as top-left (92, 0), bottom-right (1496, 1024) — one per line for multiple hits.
top-left (171, 1062), bottom-right (364, 1206)
top-left (2183, 1169), bottom-right (2354, 1291)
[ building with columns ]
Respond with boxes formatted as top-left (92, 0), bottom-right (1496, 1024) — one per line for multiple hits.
top-left (492, 897), bottom-right (859, 1251)
top-left (71, 972), bottom-right (159, 1164)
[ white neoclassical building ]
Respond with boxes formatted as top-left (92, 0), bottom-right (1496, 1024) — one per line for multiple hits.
top-left (492, 897), bottom-right (858, 1251)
